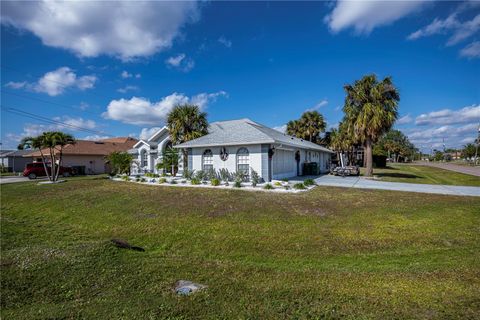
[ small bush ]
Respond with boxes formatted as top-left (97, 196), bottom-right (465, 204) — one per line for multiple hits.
top-left (211, 178), bottom-right (220, 186)
top-left (135, 177), bottom-right (141, 182)
top-left (281, 178), bottom-right (289, 182)
top-left (121, 175), bottom-right (130, 181)
top-left (303, 178), bottom-right (315, 186)
top-left (181, 180), bottom-right (186, 184)
top-left (274, 181), bottom-right (282, 186)
top-left (158, 177), bottom-right (167, 184)
top-left (140, 178), bottom-right (146, 182)
top-left (144, 173), bottom-right (159, 178)
top-left (233, 180), bottom-right (242, 188)
top-left (183, 169), bottom-right (195, 180)
top-left (293, 183), bottom-right (306, 190)
top-left (191, 178), bottom-right (200, 185)
top-left (284, 185), bottom-right (290, 190)
top-left (170, 180), bottom-right (177, 184)
top-left (264, 183), bottom-right (274, 190)
top-left (250, 168), bottom-right (260, 187)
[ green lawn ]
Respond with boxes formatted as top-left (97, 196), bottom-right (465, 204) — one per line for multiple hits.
top-left (1, 177), bottom-right (479, 319)
top-left (363, 164), bottom-right (480, 186)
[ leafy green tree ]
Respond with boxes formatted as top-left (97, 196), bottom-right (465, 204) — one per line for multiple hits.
top-left (462, 143), bottom-right (476, 159)
top-left (342, 74), bottom-right (400, 176)
top-left (167, 104), bottom-right (208, 170)
top-left (106, 151), bottom-right (133, 175)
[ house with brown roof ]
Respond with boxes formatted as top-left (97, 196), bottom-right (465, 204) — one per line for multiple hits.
top-left (24, 137), bottom-right (137, 174)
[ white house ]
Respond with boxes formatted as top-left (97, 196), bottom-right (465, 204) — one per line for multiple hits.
top-left (130, 118), bottom-right (333, 182)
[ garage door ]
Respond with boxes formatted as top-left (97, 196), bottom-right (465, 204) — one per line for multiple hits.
top-left (272, 149), bottom-right (296, 179)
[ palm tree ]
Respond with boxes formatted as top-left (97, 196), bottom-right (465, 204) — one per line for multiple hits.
top-left (18, 131), bottom-right (75, 182)
top-left (299, 111), bottom-right (326, 142)
top-left (343, 74), bottom-right (399, 176)
top-left (286, 120), bottom-right (302, 138)
top-left (167, 104), bottom-right (208, 170)
top-left (18, 135), bottom-right (51, 181)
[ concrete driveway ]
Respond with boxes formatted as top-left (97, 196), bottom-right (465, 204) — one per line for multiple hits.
top-left (314, 175), bottom-right (480, 197)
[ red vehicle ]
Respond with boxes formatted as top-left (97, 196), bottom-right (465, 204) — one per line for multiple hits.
top-left (23, 163), bottom-right (75, 179)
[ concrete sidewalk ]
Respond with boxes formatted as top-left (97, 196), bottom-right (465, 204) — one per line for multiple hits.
top-left (314, 175), bottom-right (480, 197)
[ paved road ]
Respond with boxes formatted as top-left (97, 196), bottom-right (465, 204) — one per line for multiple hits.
top-left (313, 175), bottom-right (480, 197)
top-left (413, 162), bottom-right (480, 177)
top-left (0, 176), bottom-right (47, 184)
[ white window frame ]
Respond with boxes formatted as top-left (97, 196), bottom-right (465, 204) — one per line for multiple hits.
top-left (141, 150), bottom-right (148, 167)
top-left (236, 147), bottom-right (250, 176)
top-left (202, 149), bottom-right (213, 171)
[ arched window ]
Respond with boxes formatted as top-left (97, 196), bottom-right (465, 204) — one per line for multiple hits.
top-left (141, 150), bottom-right (148, 167)
top-left (236, 147), bottom-right (249, 175)
top-left (202, 149), bottom-right (213, 171)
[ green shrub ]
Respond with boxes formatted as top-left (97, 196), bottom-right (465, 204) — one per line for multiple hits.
top-left (191, 178), bottom-right (200, 185)
top-left (158, 177), bottom-right (167, 184)
top-left (284, 185), bottom-right (290, 190)
top-left (263, 183), bottom-right (274, 190)
top-left (181, 180), bottom-right (186, 184)
top-left (145, 173), bottom-right (159, 178)
top-left (250, 168), bottom-right (260, 187)
top-left (211, 178), bottom-right (220, 186)
top-left (183, 168), bottom-right (195, 180)
top-left (274, 181), bottom-right (282, 186)
top-left (170, 180), bottom-right (177, 185)
top-left (121, 175), bottom-right (130, 181)
top-left (219, 168), bottom-right (231, 186)
top-left (303, 178), bottom-right (315, 186)
top-left (140, 178), bottom-right (146, 182)
top-left (293, 183), bottom-right (306, 190)
top-left (135, 178), bottom-right (141, 182)
top-left (233, 180), bottom-right (242, 188)
top-left (281, 178), bottom-right (289, 182)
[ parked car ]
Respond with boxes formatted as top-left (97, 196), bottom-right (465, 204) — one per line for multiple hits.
top-left (23, 163), bottom-right (76, 179)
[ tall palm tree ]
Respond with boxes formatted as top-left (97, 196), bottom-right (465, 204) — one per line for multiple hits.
top-left (286, 120), bottom-right (302, 138)
top-left (18, 135), bottom-right (51, 181)
top-left (49, 132), bottom-right (75, 181)
top-left (299, 111), bottom-right (326, 142)
top-left (167, 104), bottom-right (208, 170)
top-left (343, 74), bottom-right (399, 176)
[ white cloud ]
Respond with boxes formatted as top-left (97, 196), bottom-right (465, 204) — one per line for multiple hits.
top-left (415, 104), bottom-right (480, 126)
top-left (218, 36), bottom-right (232, 48)
top-left (397, 114), bottom-right (413, 125)
top-left (407, 13), bottom-right (480, 46)
top-left (306, 99), bottom-right (328, 112)
top-left (121, 71), bottom-right (132, 79)
top-left (135, 73), bottom-right (141, 79)
top-left (53, 116), bottom-right (97, 130)
top-left (406, 122), bottom-right (479, 150)
top-left (7, 67), bottom-right (97, 96)
top-left (1, 1), bottom-right (200, 61)
top-left (102, 91), bottom-right (227, 126)
top-left (165, 53), bottom-right (195, 72)
top-left (82, 135), bottom-right (110, 141)
top-left (273, 124), bottom-right (287, 133)
top-left (4, 81), bottom-right (27, 89)
top-left (117, 85), bottom-right (139, 93)
top-left (460, 41), bottom-right (480, 59)
top-left (324, 0), bottom-right (427, 34)
top-left (139, 127), bottom-right (162, 140)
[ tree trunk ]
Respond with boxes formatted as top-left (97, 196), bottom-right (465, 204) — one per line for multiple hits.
top-left (54, 147), bottom-right (63, 181)
top-left (182, 149), bottom-right (188, 172)
top-left (39, 149), bottom-right (51, 181)
top-left (49, 148), bottom-right (56, 182)
top-left (365, 138), bottom-right (373, 177)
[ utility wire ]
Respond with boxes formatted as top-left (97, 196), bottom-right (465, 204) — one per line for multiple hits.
top-left (1, 105), bottom-right (113, 137)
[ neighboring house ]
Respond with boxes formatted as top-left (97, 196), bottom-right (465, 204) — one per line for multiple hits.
top-left (131, 118), bottom-right (333, 181)
top-left (0, 150), bottom-right (34, 172)
top-left (24, 137), bottom-right (137, 174)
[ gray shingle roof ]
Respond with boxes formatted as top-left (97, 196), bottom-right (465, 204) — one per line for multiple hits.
top-left (174, 119), bottom-right (333, 153)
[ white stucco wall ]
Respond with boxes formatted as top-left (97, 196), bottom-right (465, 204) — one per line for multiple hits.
top-left (190, 144), bottom-right (263, 176)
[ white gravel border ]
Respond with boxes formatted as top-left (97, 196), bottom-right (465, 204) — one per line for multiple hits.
top-left (111, 176), bottom-right (315, 193)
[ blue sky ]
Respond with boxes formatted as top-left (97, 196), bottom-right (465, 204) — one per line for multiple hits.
top-left (1, 1), bottom-right (479, 152)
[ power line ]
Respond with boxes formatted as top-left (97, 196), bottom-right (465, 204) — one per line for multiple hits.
top-left (1, 105), bottom-right (113, 137)
top-left (1, 90), bottom-right (101, 116)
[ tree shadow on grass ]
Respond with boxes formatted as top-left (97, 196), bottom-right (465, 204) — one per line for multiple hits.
top-left (375, 172), bottom-right (419, 179)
